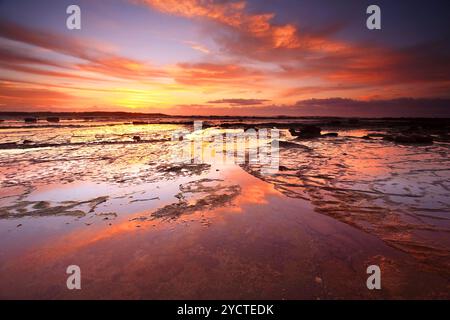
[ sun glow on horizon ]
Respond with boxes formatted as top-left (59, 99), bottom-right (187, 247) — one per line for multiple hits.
top-left (0, 0), bottom-right (449, 116)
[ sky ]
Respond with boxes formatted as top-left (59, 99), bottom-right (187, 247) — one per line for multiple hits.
top-left (0, 0), bottom-right (449, 116)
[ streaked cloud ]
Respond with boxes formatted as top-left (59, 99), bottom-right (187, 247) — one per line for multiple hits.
top-left (184, 41), bottom-right (211, 54)
top-left (207, 98), bottom-right (270, 106)
top-left (0, 0), bottom-right (449, 115)
top-left (177, 97), bottom-right (450, 117)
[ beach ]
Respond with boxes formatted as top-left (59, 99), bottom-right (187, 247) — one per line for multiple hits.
top-left (0, 116), bottom-right (449, 299)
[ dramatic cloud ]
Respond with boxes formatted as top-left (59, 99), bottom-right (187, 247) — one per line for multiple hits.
top-left (137, 0), bottom-right (450, 100)
top-left (173, 62), bottom-right (265, 86)
top-left (184, 41), bottom-right (211, 54)
top-left (0, 82), bottom-right (74, 107)
top-left (176, 98), bottom-right (450, 117)
top-left (289, 97), bottom-right (450, 117)
top-left (135, 0), bottom-right (347, 58)
top-left (0, 1), bottom-right (449, 115)
top-left (0, 20), bottom-right (167, 81)
top-left (135, 0), bottom-right (307, 49)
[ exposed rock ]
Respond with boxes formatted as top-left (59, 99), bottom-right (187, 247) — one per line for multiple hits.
top-left (326, 120), bottom-right (342, 126)
top-left (0, 142), bottom-right (17, 149)
top-left (383, 134), bottom-right (433, 145)
top-left (321, 132), bottom-right (338, 137)
top-left (289, 125), bottom-right (322, 138)
top-left (46, 117), bottom-right (60, 123)
top-left (367, 133), bottom-right (386, 138)
top-left (407, 125), bottom-right (420, 131)
top-left (277, 140), bottom-right (311, 150)
top-left (156, 163), bottom-right (211, 177)
top-left (133, 135), bottom-right (141, 142)
top-left (22, 140), bottom-right (33, 144)
top-left (434, 133), bottom-right (450, 142)
top-left (151, 179), bottom-right (241, 220)
top-left (0, 196), bottom-right (109, 219)
top-left (24, 117), bottom-right (37, 123)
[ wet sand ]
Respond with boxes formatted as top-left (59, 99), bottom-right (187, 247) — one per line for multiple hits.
top-left (0, 119), bottom-right (449, 299)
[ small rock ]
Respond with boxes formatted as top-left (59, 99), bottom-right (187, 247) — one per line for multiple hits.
top-left (46, 117), bottom-right (60, 123)
top-left (278, 140), bottom-right (310, 149)
top-left (383, 134), bottom-right (433, 145)
top-left (321, 132), bottom-right (338, 137)
top-left (133, 136), bottom-right (141, 142)
top-left (0, 142), bottom-right (17, 149)
top-left (289, 125), bottom-right (322, 138)
top-left (315, 276), bottom-right (323, 284)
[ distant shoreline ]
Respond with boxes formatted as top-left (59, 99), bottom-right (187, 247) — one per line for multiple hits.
top-left (1, 111), bottom-right (449, 121)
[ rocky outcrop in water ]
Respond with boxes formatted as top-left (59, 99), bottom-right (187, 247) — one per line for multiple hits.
top-left (289, 126), bottom-right (339, 139)
top-left (383, 134), bottom-right (434, 144)
top-left (289, 125), bottom-right (322, 138)
top-left (46, 117), bottom-right (60, 123)
top-left (321, 132), bottom-right (338, 137)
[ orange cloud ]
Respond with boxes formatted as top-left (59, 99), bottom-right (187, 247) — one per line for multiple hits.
top-left (75, 56), bottom-right (167, 80)
top-left (0, 20), bottom-right (167, 82)
top-left (207, 98), bottom-right (270, 106)
top-left (173, 62), bottom-right (264, 86)
top-left (1, 2), bottom-right (449, 113)
top-left (184, 41), bottom-right (211, 54)
top-left (0, 82), bottom-right (74, 106)
top-left (135, 0), bottom-right (339, 52)
top-left (136, 0), bottom-right (450, 101)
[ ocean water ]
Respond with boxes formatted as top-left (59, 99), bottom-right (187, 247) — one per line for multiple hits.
top-left (0, 119), bottom-right (449, 298)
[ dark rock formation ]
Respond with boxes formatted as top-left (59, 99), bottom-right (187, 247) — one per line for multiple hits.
top-left (0, 142), bottom-right (17, 149)
top-left (321, 132), bottom-right (338, 137)
top-left (289, 125), bottom-right (322, 138)
top-left (277, 140), bottom-right (312, 150)
top-left (383, 134), bottom-right (433, 144)
top-left (46, 117), bottom-right (60, 123)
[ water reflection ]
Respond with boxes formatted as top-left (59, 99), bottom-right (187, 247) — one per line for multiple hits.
top-left (0, 122), bottom-right (449, 299)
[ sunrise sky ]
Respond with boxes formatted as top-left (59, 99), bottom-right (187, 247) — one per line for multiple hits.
top-left (0, 0), bottom-right (449, 116)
